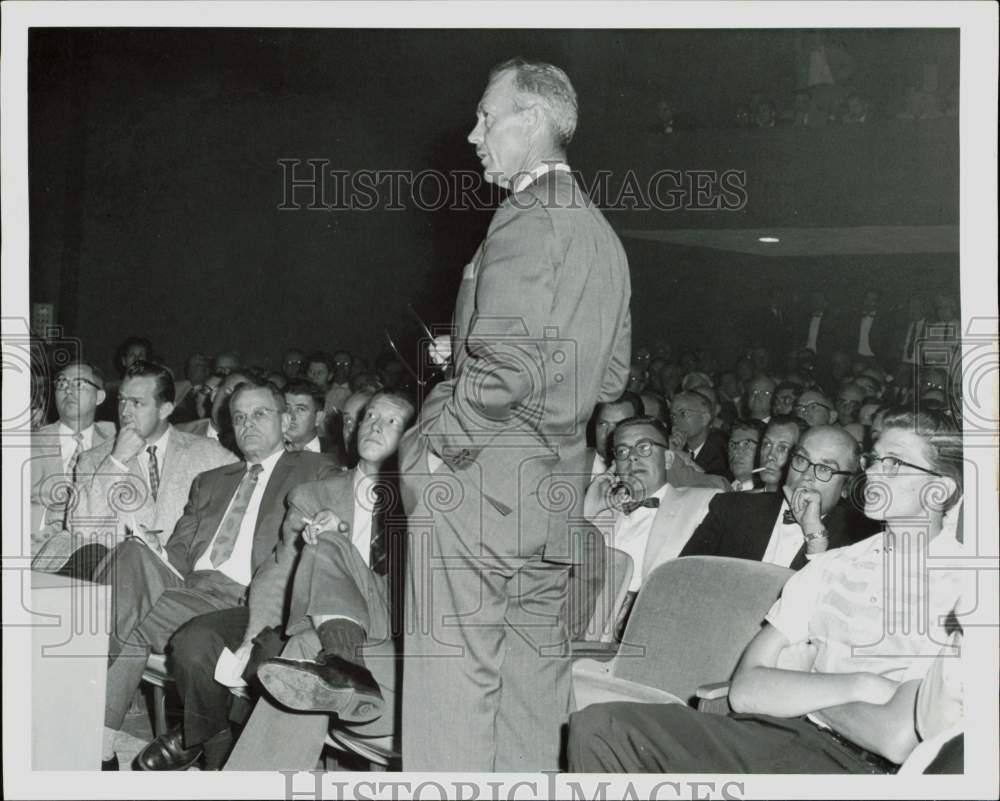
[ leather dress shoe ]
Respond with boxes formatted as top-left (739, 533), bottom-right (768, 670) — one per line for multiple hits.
top-left (101, 754), bottom-right (119, 771)
top-left (133, 726), bottom-right (203, 771)
top-left (258, 655), bottom-right (384, 723)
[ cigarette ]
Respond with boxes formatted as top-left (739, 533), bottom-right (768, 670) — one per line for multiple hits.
top-left (750, 467), bottom-right (768, 474)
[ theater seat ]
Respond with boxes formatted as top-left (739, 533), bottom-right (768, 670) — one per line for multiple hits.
top-left (573, 556), bottom-right (793, 711)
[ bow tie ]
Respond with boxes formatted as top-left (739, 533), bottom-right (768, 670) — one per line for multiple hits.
top-left (782, 509), bottom-right (797, 525)
top-left (623, 497), bottom-right (660, 515)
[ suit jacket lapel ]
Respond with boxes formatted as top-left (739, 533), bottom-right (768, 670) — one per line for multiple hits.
top-left (155, 429), bottom-right (187, 522)
top-left (191, 462), bottom-right (244, 565)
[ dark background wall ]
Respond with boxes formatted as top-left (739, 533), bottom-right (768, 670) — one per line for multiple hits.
top-left (29, 28), bottom-right (959, 377)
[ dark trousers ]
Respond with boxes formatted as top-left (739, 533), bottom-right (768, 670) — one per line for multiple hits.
top-left (95, 540), bottom-right (246, 730)
top-left (568, 703), bottom-right (898, 774)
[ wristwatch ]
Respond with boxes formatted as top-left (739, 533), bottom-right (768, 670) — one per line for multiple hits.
top-left (804, 528), bottom-right (829, 543)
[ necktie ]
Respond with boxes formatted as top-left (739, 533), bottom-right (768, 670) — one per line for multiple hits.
top-left (782, 509), bottom-right (797, 524)
top-left (68, 432), bottom-right (84, 479)
top-left (369, 478), bottom-right (392, 576)
top-left (147, 445), bottom-right (160, 502)
top-left (622, 497), bottom-right (660, 516)
top-left (210, 464), bottom-right (263, 567)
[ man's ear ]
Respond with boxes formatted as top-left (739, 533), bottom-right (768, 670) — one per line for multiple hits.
top-left (157, 401), bottom-right (174, 422)
top-left (663, 449), bottom-right (676, 471)
top-left (280, 412), bottom-right (291, 436)
top-left (96, 390), bottom-right (107, 407)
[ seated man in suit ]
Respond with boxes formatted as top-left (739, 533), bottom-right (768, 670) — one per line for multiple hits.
top-left (745, 375), bottom-right (776, 424)
top-left (33, 360), bottom-right (238, 576)
top-left (585, 416), bottom-right (723, 635)
top-left (727, 419), bottom-right (765, 492)
top-left (29, 360), bottom-right (115, 554)
top-left (680, 425), bottom-right (879, 569)
top-left (669, 391), bottom-right (732, 480)
top-left (282, 378), bottom-right (330, 454)
top-left (208, 389), bottom-right (415, 771)
top-left (97, 376), bottom-right (339, 770)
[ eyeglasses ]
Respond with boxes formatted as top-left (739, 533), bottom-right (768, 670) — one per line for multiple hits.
top-left (55, 376), bottom-right (100, 392)
top-left (788, 451), bottom-right (854, 483)
top-left (749, 389), bottom-right (773, 398)
top-left (670, 409), bottom-right (700, 421)
top-left (727, 439), bottom-right (759, 453)
top-left (613, 439), bottom-right (668, 461)
top-left (860, 452), bottom-right (941, 477)
top-left (232, 408), bottom-right (279, 428)
top-left (794, 401), bottom-right (832, 414)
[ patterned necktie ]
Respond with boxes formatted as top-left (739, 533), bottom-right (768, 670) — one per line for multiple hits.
top-left (68, 432), bottom-right (84, 479)
top-left (147, 445), bottom-right (160, 502)
top-left (622, 497), bottom-right (660, 516)
top-left (369, 478), bottom-right (391, 576)
top-left (210, 464), bottom-right (263, 567)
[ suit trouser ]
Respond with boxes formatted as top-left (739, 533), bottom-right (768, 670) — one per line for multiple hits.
top-left (168, 606), bottom-right (251, 747)
top-left (402, 479), bottom-right (572, 772)
top-left (225, 532), bottom-right (397, 771)
top-left (95, 540), bottom-right (245, 730)
top-left (568, 703), bottom-right (897, 774)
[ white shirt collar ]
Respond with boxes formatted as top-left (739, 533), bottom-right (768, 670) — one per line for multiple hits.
top-left (513, 161), bottom-right (570, 193)
top-left (249, 446), bottom-right (285, 475)
top-left (57, 421), bottom-right (94, 440)
top-left (302, 435), bottom-right (322, 453)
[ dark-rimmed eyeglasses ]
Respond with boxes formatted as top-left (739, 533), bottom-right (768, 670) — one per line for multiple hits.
top-left (795, 401), bottom-right (833, 414)
top-left (55, 376), bottom-right (100, 392)
top-left (613, 439), bottom-right (668, 461)
top-left (789, 450), bottom-right (854, 483)
top-left (860, 452), bottom-right (941, 477)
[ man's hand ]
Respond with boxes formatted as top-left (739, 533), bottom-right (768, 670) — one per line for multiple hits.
top-left (428, 334), bottom-right (452, 367)
top-left (301, 508), bottom-right (349, 546)
top-left (112, 426), bottom-right (147, 464)
top-left (789, 486), bottom-right (824, 534)
top-left (668, 430), bottom-right (687, 453)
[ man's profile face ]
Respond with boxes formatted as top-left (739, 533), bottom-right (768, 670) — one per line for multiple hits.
top-left (594, 401), bottom-right (634, 459)
top-left (284, 392), bottom-right (322, 446)
top-left (356, 396), bottom-right (412, 466)
top-left (467, 70), bottom-right (530, 188)
top-left (784, 428), bottom-right (854, 514)
top-left (231, 387), bottom-right (288, 461)
top-left (612, 424), bottom-right (668, 498)
top-left (118, 376), bottom-right (169, 439)
top-left (54, 364), bottom-right (105, 424)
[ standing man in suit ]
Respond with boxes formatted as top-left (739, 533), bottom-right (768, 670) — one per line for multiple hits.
top-left (32, 360), bottom-right (238, 575)
top-left (211, 390), bottom-right (415, 771)
top-left (398, 59), bottom-right (631, 771)
top-left (29, 361), bottom-right (115, 553)
top-left (680, 425), bottom-right (879, 568)
top-left (96, 376), bottom-right (338, 770)
top-left (669, 391), bottom-right (732, 480)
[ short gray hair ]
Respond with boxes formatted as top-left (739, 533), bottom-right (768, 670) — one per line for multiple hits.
top-left (490, 58), bottom-right (578, 148)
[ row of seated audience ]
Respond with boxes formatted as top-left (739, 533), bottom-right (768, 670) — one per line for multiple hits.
top-left (23, 305), bottom-right (965, 772)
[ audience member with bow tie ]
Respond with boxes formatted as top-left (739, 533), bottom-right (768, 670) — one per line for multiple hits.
top-left (96, 375), bottom-right (339, 771)
top-left (585, 416), bottom-right (724, 636)
top-left (680, 425), bottom-right (879, 568)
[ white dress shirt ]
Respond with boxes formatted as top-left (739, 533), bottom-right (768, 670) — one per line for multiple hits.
top-left (303, 436), bottom-right (321, 454)
top-left (760, 499), bottom-right (807, 567)
top-left (607, 484), bottom-right (670, 592)
top-left (110, 426), bottom-right (171, 492)
top-left (512, 161), bottom-right (571, 193)
top-left (732, 477), bottom-right (755, 492)
top-left (57, 422), bottom-right (96, 470)
top-left (194, 447), bottom-right (284, 585)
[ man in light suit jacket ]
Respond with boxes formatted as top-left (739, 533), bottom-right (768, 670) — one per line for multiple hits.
top-left (97, 376), bottom-right (339, 770)
top-left (29, 360), bottom-right (116, 553)
top-left (398, 59), bottom-right (631, 772)
top-left (32, 361), bottom-right (237, 577)
top-left (585, 416), bottom-right (723, 635)
top-left (680, 425), bottom-right (880, 568)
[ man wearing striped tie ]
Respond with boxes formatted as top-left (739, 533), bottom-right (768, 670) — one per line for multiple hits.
top-left (96, 375), bottom-right (339, 770)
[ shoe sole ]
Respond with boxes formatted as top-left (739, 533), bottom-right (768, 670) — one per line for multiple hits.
top-left (257, 663), bottom-right (384, 723)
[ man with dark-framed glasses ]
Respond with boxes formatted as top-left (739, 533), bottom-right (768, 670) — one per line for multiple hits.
top-left (681, 425), bottom-right (879, 568)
